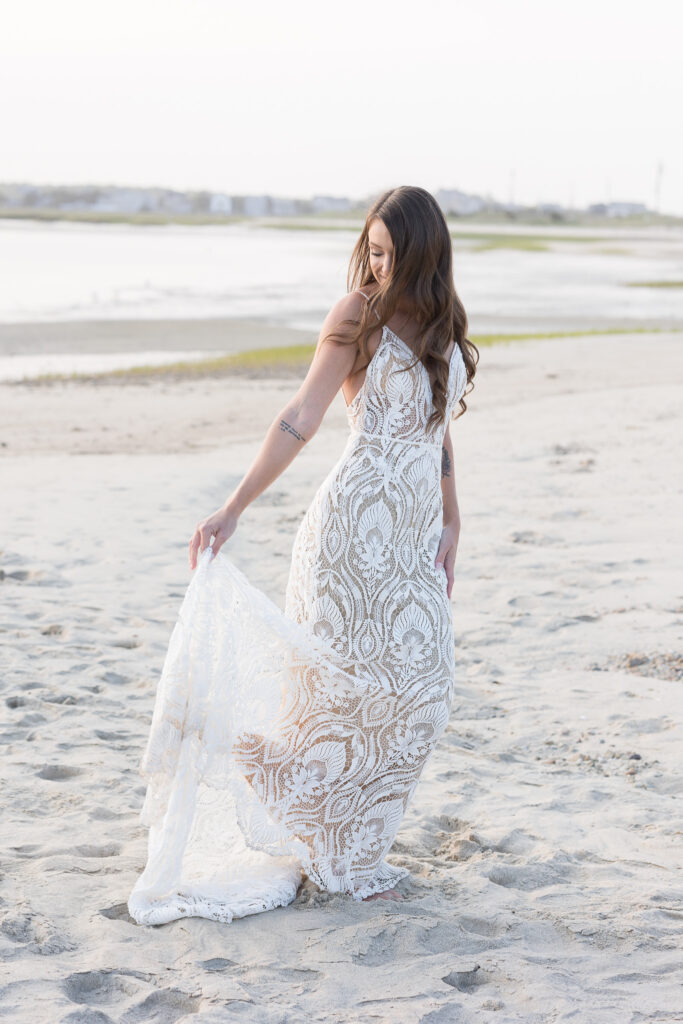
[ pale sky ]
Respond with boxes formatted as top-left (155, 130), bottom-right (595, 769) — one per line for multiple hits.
top-left (2, 0), bottom-right (682, 213)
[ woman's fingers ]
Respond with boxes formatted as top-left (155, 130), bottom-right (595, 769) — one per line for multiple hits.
top-left (444, 548), bottom-right (456, 599)
top-left (188, 508), bottom-right (237, 569)
top-left (189, 522), bottom-right (213, 570)
top-left (199, 523), bottom-right (214, 553)
top-left (188, 529), bottom-right (201, 570)
top-left (211, 531), bottom-right (227, 558)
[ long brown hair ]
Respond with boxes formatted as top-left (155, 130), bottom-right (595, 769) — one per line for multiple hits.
top-left (325, 185), bottom-right (478, 426)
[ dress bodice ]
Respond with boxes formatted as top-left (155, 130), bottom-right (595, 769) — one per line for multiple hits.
top-left (346, 325), bottom-right (467, 448)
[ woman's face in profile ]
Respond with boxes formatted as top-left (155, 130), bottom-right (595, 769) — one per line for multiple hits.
top-left (368, 218), bottom-right (394, 285)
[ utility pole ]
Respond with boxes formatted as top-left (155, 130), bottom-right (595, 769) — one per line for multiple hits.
top-left (654, 161), bottom-right (663, 213)
top-left (508, 169), bottom-right (516, 208)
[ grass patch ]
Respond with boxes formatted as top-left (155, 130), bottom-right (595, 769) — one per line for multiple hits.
top-left (625, 280), bottom-right (683, 289)
top-left (254, 219), bottom-right (364, 232)
top-left (470, 326), bottom-right (677, 347)
top-left (26, 344), bottom-right (318, 384)
top-left (452, 231), bottom-right (604, 249)
top-left (471, 239), bottom-right (549, 252)
top-left (21, 327), bottom-right (680, 386)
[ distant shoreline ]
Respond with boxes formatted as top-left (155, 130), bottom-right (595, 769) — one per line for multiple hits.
top-left (2, 208), bottom-right (682, 231)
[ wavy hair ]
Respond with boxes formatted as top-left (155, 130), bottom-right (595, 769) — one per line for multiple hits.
top-left (324, 185), bottom-right (478, 426)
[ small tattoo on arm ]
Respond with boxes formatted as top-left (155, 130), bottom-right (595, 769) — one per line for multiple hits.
top-left (441, 446), bottom-right (451, 477)
top-left (280, 419), bottom-right (307, 443)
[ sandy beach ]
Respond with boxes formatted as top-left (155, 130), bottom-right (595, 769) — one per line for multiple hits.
top-left (1, 325), bottom-right (682, 1022)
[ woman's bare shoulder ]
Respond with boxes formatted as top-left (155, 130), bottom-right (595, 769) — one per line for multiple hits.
top-left (356, 282), bottom-right (380, 299)
top-left (318, 291), bottom-right (367, 340)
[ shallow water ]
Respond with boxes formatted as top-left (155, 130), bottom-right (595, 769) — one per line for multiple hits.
top-left (1, 218), bottom-right (681, 380)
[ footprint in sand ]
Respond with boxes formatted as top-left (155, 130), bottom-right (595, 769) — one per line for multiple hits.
top-left (458, 916), bottom-right (505, 938)
top-left (94, 729), bottom-right (131, 743)
top-left (2, 570), bottom-right (29, 581)
top-left (61, 1010), bottom-right (116, 1024)
top-left (198, 958), bottom-right (238, 971)
top-left (1, 906), bottom-right (75, 956)
top-left (62, 971), bottom-right (143, 1006)
top-left (74, 843), bottom-right (121, 858)
top-left (492, 828), bottom-right (539, 855)
top-left (98, 903), bottom-right (136, 924)
top-left (36, 765), bottom-right (84, 781)
top-left (8, 844), bottom-right (40, 857)
top-left (5, 696), bottom-right (27, 709)
top-left (487, 858), bottom-right (572, 891)
top-left (435, 816), bottom-right (490, 861)
top-left (88, 807), bottom-right (126, 822)
top-left (442, 965), bottom-right (488, 991)
top-left (42, 693), bottom-right (79, 705)
top-left (61, 1010), bottom-right (116, 1023)
top-left (437, 836), bottom-right (481, 860)
top-left (119, 989), bottom-right (202, 1022)
top-left (100, 672), bottom-right (129, 686)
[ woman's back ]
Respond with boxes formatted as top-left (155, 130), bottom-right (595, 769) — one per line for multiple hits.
top-left (346, 319), bottom-right (467, 447)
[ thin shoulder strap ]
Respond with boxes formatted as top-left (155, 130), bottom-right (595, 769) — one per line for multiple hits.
top-left (358, 288), bottom-right (381, 322)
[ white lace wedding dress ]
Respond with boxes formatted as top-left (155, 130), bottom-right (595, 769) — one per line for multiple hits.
top-left (128, 310), bottom-right (468, 926)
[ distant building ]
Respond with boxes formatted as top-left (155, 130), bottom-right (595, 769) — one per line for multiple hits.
top-left (91, 188), bottom-right (150, 214)
top-left (242, 195), bottom-right (270, 216)
top-left (270, 197), bottom-right (301, 216)
top-left (209, 193), bottom-right (232, 214)
top-left (311, 195), bottom-right (352, 213)
top-left (435, 189), bottom-right (487, 216)
top-left (159, 191), bottom-right (193, 214)
top-left (588, 201), bottom-right (648, 218)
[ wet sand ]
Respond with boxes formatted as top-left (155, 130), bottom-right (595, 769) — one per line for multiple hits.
top-left (0, 317), bottom-right (313, 357)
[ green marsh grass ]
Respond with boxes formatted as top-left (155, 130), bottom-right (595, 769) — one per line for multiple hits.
top-left (23, 327), bottom-right (678, 386)
top-left (625, 280), bottom-right (683, 289)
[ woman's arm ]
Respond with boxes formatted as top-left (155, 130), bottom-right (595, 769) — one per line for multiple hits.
top-left (189, 293), bottom-right (363, 568)
top-left (434, 421), bottom-right (461, 599)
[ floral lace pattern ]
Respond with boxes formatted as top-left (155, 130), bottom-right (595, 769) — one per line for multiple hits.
top-left (128, 319), bottom-right (468, 926)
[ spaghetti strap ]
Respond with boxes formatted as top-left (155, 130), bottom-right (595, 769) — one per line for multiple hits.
top-left (357, 289), bottom-right (381, 322)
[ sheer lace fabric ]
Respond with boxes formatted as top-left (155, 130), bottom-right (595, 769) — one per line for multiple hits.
top-left (128, 324), bottom-right (468, 926)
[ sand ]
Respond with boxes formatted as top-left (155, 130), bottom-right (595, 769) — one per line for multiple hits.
top-left (1, 327), bottom-right (682, 1022)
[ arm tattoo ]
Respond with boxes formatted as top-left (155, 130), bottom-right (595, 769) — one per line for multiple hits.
top-left (441, 445), bottom-right (451, 478)
top-left (280, 419), bottom-right (307, 443)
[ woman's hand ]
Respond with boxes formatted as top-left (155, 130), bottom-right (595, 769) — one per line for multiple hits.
top-left (188, 503), bottom-right (239, 570)
top-left (435, 518), bottom-right (460, 599)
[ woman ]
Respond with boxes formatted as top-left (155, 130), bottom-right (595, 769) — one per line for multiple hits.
top-left (128, 185), bottom-right (478, 925)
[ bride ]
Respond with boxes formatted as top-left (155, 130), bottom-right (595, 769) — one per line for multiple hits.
top-left (128, 185), bottom-right (478, 926)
